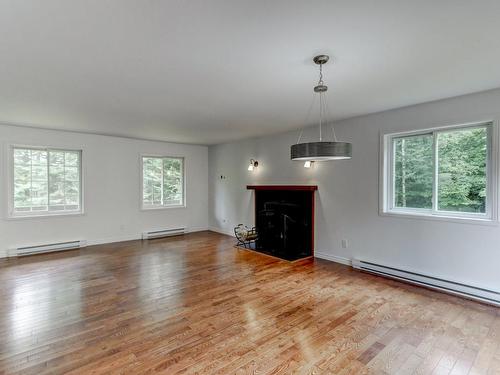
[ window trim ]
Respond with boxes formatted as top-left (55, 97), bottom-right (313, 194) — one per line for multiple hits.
top-left (380, 120), bottom-right (498, 224)
top-left (7, 144), bottom-right (84, 219)
top-left (140, 154), bottom-right (186, 210)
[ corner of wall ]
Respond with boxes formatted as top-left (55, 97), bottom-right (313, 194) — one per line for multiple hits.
top-left (208, 226), bottom-right (235, 237)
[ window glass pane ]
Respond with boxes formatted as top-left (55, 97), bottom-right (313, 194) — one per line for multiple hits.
top-left (437, 127), bottom-right (487, 213)
top-left (152, 184), bottom-right (162, 204)
top-left (31, 180), bottom-right (48, 207)
top-left (13, 148), bottom-right (49, 212)
top-left (49, 165), bottom-right (64, 184)
top-left (163, 158), bottom-right (183, 205)
top-left (142, 158), bottom-right (152, 205)
top-left (142, 157), bottom-right (163, 206)
top-left (65, 166), bottom-right (79, 181)
top-left (65, 151), bottom-right (79, 166)
top-left (49, 180), bottom-right (65, 206)
top-left (393, 134), bottom-right (433, 209)
top-left (32, 165), bottom-right (48, 180)
top-left (31, 150), bottom-right (47, 165)
top-left (62, 151), bottom-right (80, 209)
top-left (65, 194), bottom-right (79, 206)
top-left (65, 180), bottom-right (80, 196)
top-left (143, 184), bottom-right (153, 205)
top-left (142, 156), bottom-right (184, 207)
top-left (49, 151), bottom-right (65, 165)
top-left (14, 149), bottom-right (31, 165)
top-left (14, 163), bottom-right (31, 182)
top-left (14, 180), bottom-right (31, 209)
top-left (12, 147), bottom-right (81, 215)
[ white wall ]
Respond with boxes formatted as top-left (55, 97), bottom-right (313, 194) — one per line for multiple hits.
top-left (0, 124), bottom-right (208, 257)
top-left (208, 88), bottom-right (500, 291)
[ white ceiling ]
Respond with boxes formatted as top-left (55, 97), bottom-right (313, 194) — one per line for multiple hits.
top-left (1, 1), bottom-right (500, 145)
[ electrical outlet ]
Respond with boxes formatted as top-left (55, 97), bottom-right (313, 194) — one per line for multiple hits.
top-left (341, 239), bottom-right (348, 249)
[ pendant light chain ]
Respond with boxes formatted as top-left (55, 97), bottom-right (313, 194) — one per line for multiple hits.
top-left (319, 92), bottom-right (323, 141)
top-left (318, 63), bottom-right (325, 142)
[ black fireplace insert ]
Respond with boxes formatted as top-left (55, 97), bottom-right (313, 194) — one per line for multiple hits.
top-left (252, 188), bottom-right (314, 261)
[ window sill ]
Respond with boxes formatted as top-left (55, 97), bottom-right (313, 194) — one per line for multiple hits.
top-left (380, 210), bottom-right (498, 226)
top-left (6, 211), bottom-right (85, 221)
top-left (141, 205), bottom-right (187, 211)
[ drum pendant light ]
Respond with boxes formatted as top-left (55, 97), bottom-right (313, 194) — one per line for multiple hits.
top-left (291, 55), bottom-right (352, 161)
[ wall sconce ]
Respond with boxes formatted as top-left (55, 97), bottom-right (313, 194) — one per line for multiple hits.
top-left (248, 159), bottom-right (259, 171)
top-left (304, 161), bottom-right (314, 168)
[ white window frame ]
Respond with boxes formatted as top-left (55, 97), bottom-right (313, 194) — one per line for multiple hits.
top-left (7, 144), bottom-right (84, 219)
top-left (380, 120), bottom-right (498, 224)
top-left (140, 154), bottom-right (186, 210)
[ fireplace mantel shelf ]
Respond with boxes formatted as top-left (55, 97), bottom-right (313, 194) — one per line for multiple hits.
top-left (247, 185), bottom-right (318, 191)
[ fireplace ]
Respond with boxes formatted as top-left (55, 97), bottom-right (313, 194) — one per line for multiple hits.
top-left (247, 185), bottom-right (317, 261)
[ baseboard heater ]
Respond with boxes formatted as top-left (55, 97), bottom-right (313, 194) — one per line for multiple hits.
top-left (142, 227), bottom-right (186, 240)
top-left (11, 240), bottom-right (87, 257)
top-left (352, 259), bottom-right (500, 306)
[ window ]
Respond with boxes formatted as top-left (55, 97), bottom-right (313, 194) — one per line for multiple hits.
top-left (382, 122), bottom-right (496, 221)
top-left (142, 156), bottom-right (184, 209)
top-left (10, 147), bottom-right (82, 217)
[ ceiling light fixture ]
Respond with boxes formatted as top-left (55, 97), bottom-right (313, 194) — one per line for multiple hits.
top-left (291, 55), bottom-right (352, 161)
top-left (304, 161), bottom-right (313, 168)
top-left (248, 159), bottom-right (258, 171)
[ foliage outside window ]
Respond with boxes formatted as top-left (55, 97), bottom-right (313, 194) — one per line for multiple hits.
top-left (385, 122), bottom-right (493, 220)
top-left (11, 147), bottom-right (82, 216)
top-left (142, 156), bottom-right (184, 208)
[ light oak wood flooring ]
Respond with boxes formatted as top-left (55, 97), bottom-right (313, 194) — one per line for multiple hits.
top-left (0, 231), bottom-right (499, 374)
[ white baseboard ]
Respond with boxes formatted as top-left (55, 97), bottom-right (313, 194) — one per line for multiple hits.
top-left (353, 259), bottom-right (500, 306)
top-left (84, 227), bottom-right (210, 247)
top-left (0, 235), bottom-right (142, 258)
top-left (209, 226), bottom-right (236, 237)
top-left (0, 227), bottom-right (211, 259)
top-left (314, 251), bottom-right (352, 266)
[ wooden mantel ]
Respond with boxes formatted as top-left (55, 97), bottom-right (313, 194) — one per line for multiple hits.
top-left (247, 185), bottom-right (318, 191)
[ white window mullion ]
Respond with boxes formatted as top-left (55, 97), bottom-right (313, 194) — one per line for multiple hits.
top-left (489, 124), bottom-right (493, 219)
top-left (63, 151), bottom-right (67, 210)
top-left (47, 150), bottom-right (51, 211)
top-left (29, 149), bottom-right (34, 212)
top-left (160, 158), bottom-right (164, 206)
top-left (390, 137), bottom-right (396, 210)
top-left (485, 124), bottom-right (493, 220)
top-left (432, 131), bottom-right (439, 214)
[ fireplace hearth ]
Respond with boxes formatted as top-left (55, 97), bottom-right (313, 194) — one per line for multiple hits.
top-left (247, 185), bottom-right (317, 261)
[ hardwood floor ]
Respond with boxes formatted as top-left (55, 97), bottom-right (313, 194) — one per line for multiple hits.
top-left (0, 231), bottom-right (499, 374)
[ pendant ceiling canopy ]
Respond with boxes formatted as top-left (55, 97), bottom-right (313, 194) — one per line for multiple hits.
top-left (291, 55), bottom-right (352, 162)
